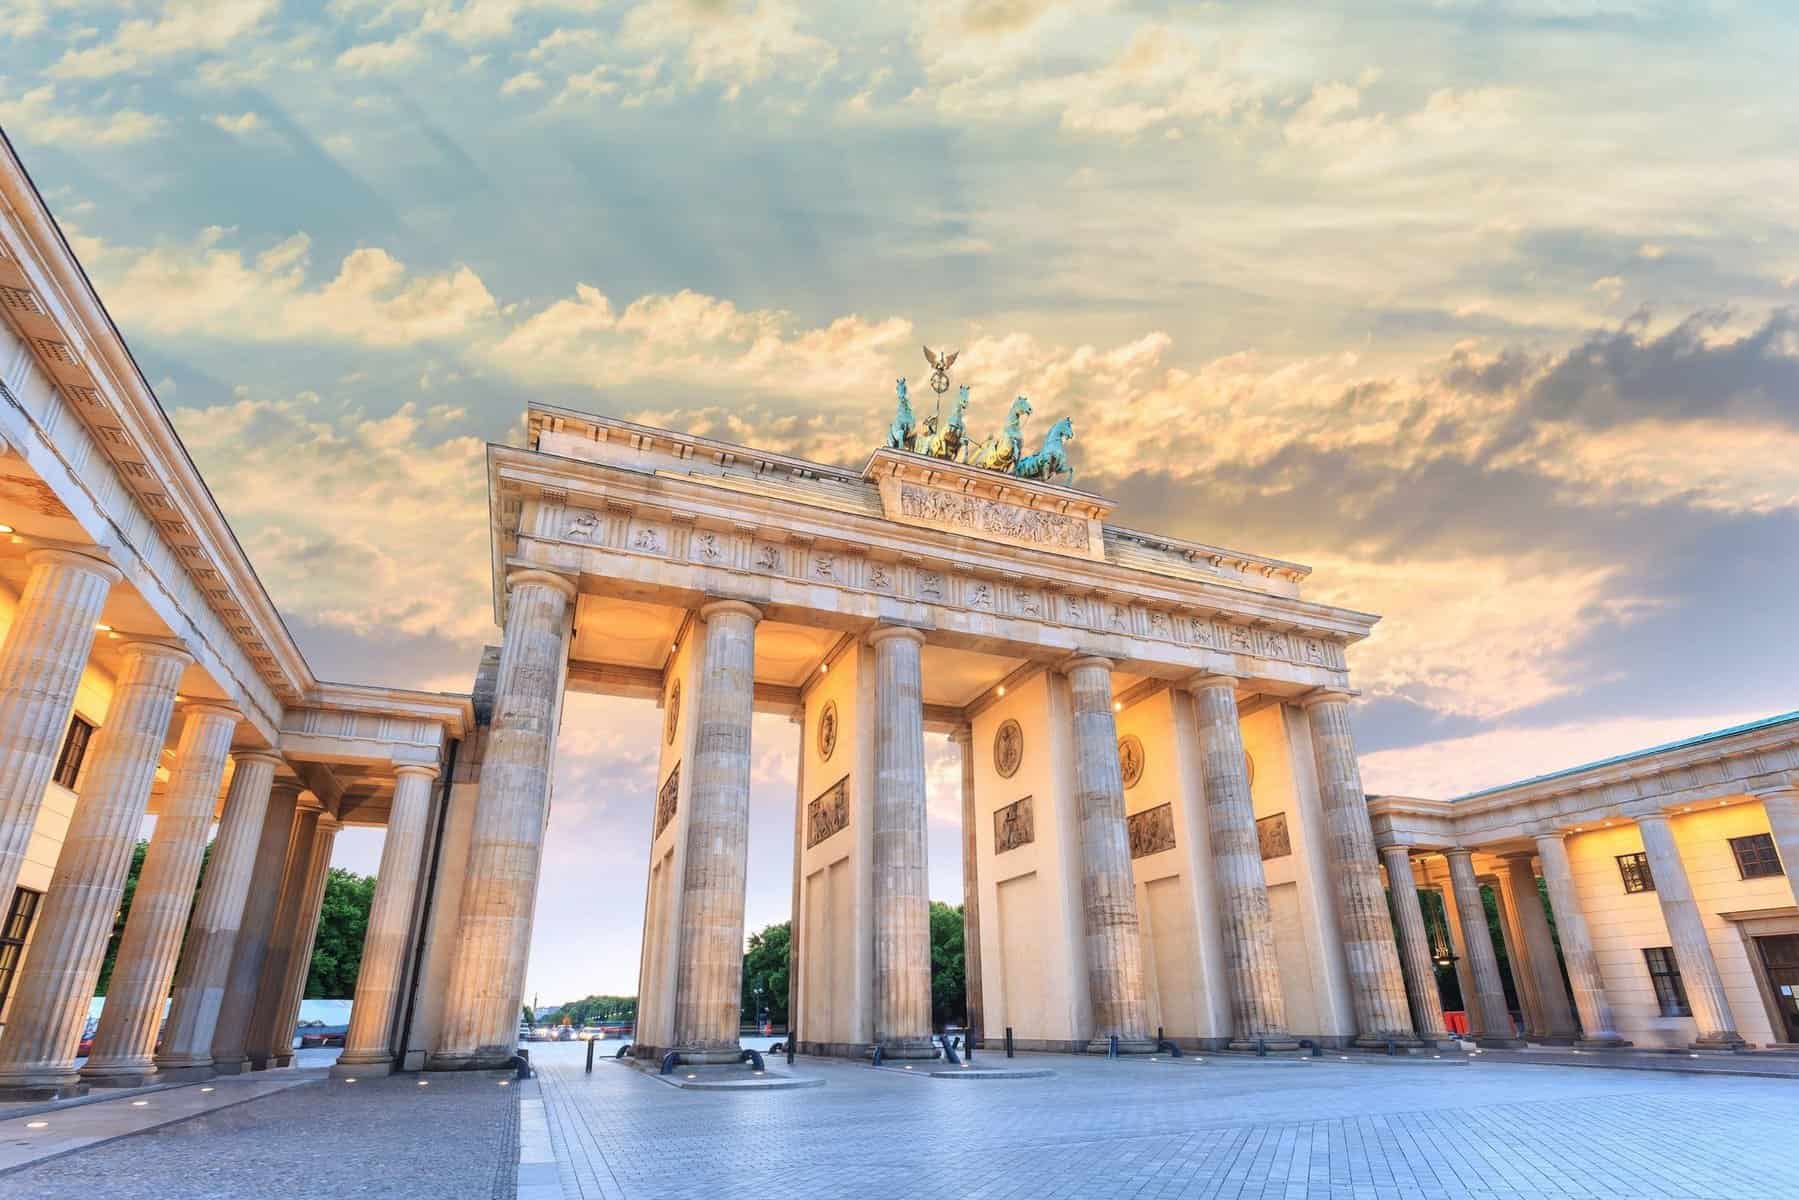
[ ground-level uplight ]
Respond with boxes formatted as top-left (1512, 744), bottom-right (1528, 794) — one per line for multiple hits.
top-left (200, 1086), bottom-right (215, 1093)
top-left (25, 1121), bottom-right (47, 1129)
top-left (131, 1100), bottom-right (149, 1107)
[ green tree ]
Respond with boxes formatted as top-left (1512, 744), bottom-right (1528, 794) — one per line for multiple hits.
top-left (549, 995), bottom-right (638, 1026)
top-left (740, 920), bottom-right (790, 1028)
top-left (929, 901), bottom-right (965, 1029)
top-left (305, 867), bottom-right (376, 999)
top-left (97, 839), bottom-right (213, 996)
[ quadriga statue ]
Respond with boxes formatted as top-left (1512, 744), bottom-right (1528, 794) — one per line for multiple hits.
top-left (968, 395), bottom-right (1033, 472)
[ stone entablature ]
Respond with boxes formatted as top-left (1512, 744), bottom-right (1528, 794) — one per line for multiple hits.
top-left (492, 448), bottom-right (1372, 687)
top-left (865, 448), bottom-right (1108, 561)
top-left (1369, 710), bottom-right (1799, 849)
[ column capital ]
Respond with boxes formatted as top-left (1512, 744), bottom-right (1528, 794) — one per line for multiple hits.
top-left (25, 545), bottom-right (123, 584)
top-left (505, 567), bottom-right (578, 600)
top-left (231, 750), bottom-right (286, 770)
top-left (947, 725), bottom-right (973, 748)
top-left (1443, 845), bottom-right (1476, 862)
top-left (117, 639), bottom-right (194, 671)
top-left (1183, 672), bottom-right (1242, 695)
top-left (866, 624), bottom-right (927, 649)
top-left (393, 763), bottom-right (440, 782)
top-left (698, 598), bottom-right (762, 624)
top-left (1633, 809), bottom-right (1673, 828)
top-left (1299, 687), bottom-right (1357, 710)
top-left (178, 701), bottom-right (241, 726)
top-left (1063, 654), bottom-right (1114, 675)
top-left (1752, 784), bottom-right (1799, 804)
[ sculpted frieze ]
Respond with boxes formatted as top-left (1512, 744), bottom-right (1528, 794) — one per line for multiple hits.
top-left (896, 483), bottom-right (1091, 552)
top-left (547, 500), bottom-right (1349, 676)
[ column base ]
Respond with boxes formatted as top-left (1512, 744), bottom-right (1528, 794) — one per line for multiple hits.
top-left (1353, 1034), bottom-right (1424, 1050)
top-left (330, 1056), bottom-right (395, 1080)
top-left (425, 1048), bottom-right (521, 1072)
top-left (79, 1061), bottom-right (161, 1088)
top-left (210, 1056), bottom-right (253, 1075)
top-left (1086, 1036), bottom-right (1158, 1055)
top-left (1691, 1034), bottom-right (1748, 1050)
top-left (874, 1038), bottom-right (939, 1061)
top-left (153, 1063), bottom-right (220, 1083)
top-left (1529, 1035), bottom-right (1580, 1046)
top-left (1475, 1036), bottom-right (1527, 1049)
top-left (0, 1073), bottom-right (87, 1102)
top-left (670, 1043), bottom-right (745, 1065)
top-left (269, 1054), bottom-right (294, 1069)
top-left (1574, 1036), bottom-right (1632, 1049)
top-left (1229, 1038), bottom-right (1301, 1053)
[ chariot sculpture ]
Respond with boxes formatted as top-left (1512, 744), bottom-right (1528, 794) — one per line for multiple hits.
top-left (884, 371), bottom-right (1075, 486)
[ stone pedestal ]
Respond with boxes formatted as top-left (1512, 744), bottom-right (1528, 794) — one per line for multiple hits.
top-left (334, 765), bottom-right (439, 1078)
top-left (1379, 845), bottom-right (1449, 1043)
top-left (1636, 813), bottom-right (1745, 1048)
top-left (246, 802), bottom-right (326, 1069)
top-left (82, 705), bottom-right (240, 1086)
top-left (429, 569), bottom-right (575, 1070)
top-left (156, 751), bottom-right (282, 1076)
top-left (0, 548), bottom-right (121, 911)
top-left (868, 627), bottom-right (934, 1058)
top-left (1190, 676), bottom-right (1294, 1050)
top-left (1302, 694), bottom-right (1418, 1047)
top-left (1497, 853), bottom-right (1577, 1044)
top-left (1445, 849), bottom-right (1524, 1048)
top-left (1533, 833), bottom-right (1628, 1047)
top-left (208, 783), bottom-right (302, 1074)
top-left (0, 640), bottom-right (189, 1100)
top-left (1064, 657), bottom-right (1154, 1053)
top-left (671, 600), bottom-right (760, 1064)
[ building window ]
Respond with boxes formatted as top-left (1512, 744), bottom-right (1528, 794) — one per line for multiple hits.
top-left (52, 715), bottom-right (95, 790)
top-left (0, 887), bottom-right (43, 1012)
top-left (1616, 852), bottom-right (1655, 894)
top-left (1728, 833), bottom-right (1784, 880)
top-left (1642, 947), bottom-right (1691, 1018)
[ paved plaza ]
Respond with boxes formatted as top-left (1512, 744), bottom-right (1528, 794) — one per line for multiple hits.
top-left (2, 1043), bottom-right (1798, 1198)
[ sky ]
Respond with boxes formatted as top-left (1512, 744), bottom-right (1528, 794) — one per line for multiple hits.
top-left (5, 0), bottom-right (1798, 1004)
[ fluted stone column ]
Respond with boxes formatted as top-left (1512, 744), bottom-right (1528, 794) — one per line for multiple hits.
top-left (430, 569), bottom-right (575, 1070)
top-left (1756, 788), bottom-right (1799, 908)
top-left (1497, 853), bottom-right (1577, 1043)
top-left (0, 548), bottom-right (121, 910)
top-left (246, 801), bottom-right (325, 1069)
top-left (669, 600), bottom-right (760, 1063)
top-left (82, 704), bottom-right (239, 1086)
top-left (1444, 848), bottom-right (1523, 1047)
top-left (951, 727), bottom-right (984, 1045)
top-left (1485, 870), bottom-right (1541, 1038)
top-left (1379, 845), bottom-right (1449, 1043)
top-left (869, 627), bottom-right (934, 1057)
top-left (1189, 676), bottom-right (1293, 1049)
top-left (1064, 657), bottom-right (1153, 1052)
top-left (1302, 693), bottom-right (1418, 1046)
top-left (1533, 833), bottom-right (1628, 1046)
top-left (156, 751), bottom-right (282, 1078)
top-left (209, 783), bottom-right (302, 1073)
top-left (333, 765), bottom-right (439, 1077)
top-left (1635, 813), bottom-right (1744, 1047)
top-left (266, 815), bottom-right (338, 1068)
top-left (0, 640), bottom-right (188, 1100)
top-left (1432, 877), bottom-right (1482, 1036)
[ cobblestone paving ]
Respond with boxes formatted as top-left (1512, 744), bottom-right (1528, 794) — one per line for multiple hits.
top-left (0, 1069), bottom-right (520, 1200)
top-left (533, 1043), bottom-right (1799, 1200)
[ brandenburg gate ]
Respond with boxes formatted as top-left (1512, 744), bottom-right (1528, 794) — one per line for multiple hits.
top-left (405, 389), bottom-right (1432, 1068)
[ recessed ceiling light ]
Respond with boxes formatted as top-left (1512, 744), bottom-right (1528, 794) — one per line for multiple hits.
top-left (0, 524), bottom-right (13, 534)
top-left (996, 685), bottom-right (1006, 697)
top-left (1113, 701), bottom-right (1122, 712)
top-left (819, 662), bottom-right (828, 674)
top-left (94, 623), bottom-right (112, 632)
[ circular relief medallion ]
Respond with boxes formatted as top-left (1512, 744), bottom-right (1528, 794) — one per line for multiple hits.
top-left (817, 699), bottom-right (838, 762)
top-left (1118, 734), bottom-right (1145, 789)
top-left (994, 718), bottom-right (1024, 779)
top-left (664, 680), bottom-right (681, 746)
top-left (1244, 750), bottom-right (1256, 789)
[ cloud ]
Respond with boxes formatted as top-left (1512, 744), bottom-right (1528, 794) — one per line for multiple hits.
top-left (208, 111), bottom-right (262, 135)
top-left (78, 228), bottom-right (500, 346)
top-left (171, 392), bottom-right (494, 647)
top-left (336, 36), bottom-right (426, 75)
top-left (0, 84), bottom-right (165, 145)
top-left (500, 69), bottom-right (546, 95)
top-left (619, 0), bottom-right (836, 98)
top-left (49, 0), bottom-right (278, 79)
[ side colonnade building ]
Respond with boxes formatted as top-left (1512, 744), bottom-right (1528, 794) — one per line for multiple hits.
top-left (1371, 713), bottom-right (1799, 1050)
top-left (0, 139), bottom-right (470, 1099)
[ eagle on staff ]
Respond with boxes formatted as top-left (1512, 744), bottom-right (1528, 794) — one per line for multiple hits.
top-left (922, 344), bottom-right (958, 395)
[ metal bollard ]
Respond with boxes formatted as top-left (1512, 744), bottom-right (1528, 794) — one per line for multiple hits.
top-left (872, 1045), bottom-right (885, 1067)
top-left (586, 1038), bottom-right (596, 1073)
top-left (659, 1051), bottom-right (680, 1076)
top-left (786, 1031), bottom-right (796, 1066)
top-left (967, 1032), bottom-right (975, 1063)
top-left (1157, 1039), bottom-right (1182, 1058)
top-left (1005, 1027), bottom-right (1015, 1059)
top-left (740, 1049), bottom-right (765, 1071)
top-left (1107, 1034), bottom-right (1119, 1060)
top-left (940, 1033), bottom-right (961, 1065)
